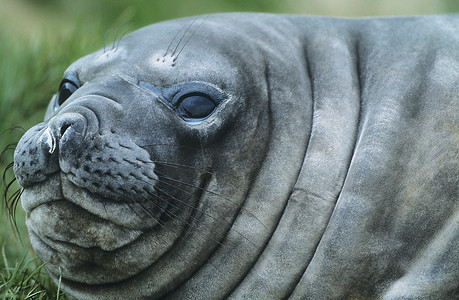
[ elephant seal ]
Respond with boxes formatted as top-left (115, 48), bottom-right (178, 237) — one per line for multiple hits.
top-left (12, 13), bottom-right (459, 299)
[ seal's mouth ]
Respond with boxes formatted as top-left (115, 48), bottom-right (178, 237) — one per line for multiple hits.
top-left (26, 217), bottom-right (168, 285)
top-left (22, 172), bottom-right (151, 254)
top-left (27, 199), bottom-right (144, 251)
top-left (22, 173), bottom-right (161, 231)
top-left (22, 172), bottom-right (182, 284)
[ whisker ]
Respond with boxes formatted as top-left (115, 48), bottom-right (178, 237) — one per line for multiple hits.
top-left (112, 22), bottom-right (127, 51)
top-left (102, 201), bottom-right (108, 220)
top-left (155, 180), bottom-right (214, 212)
top-left (171, 16), bottom-right (200, 57)
top-left (2, 162), bottom-right (14, 189)
top-left (145, 160), bottom-right (218, 186)
top-left (103, 29), bottom-right (111, 53)
top-left (2, 125), bottom-right (26, 234)
top-left (140, 154), bottom-right (248, 195)
top-left (153, 184), bottom-right (260, 250)
top-left (1, 144), bottom-right (18, 157)
top-left (155, 169), bottom-right (268, 231)
top-left (135, 191), bottom-right (224, 274)
top-left (164, 21), bottom-right (188, 57)
top-left (126, 199), bottom-right (212, 273)
top-left (5, 188), bottom-right (23, 237)
top-left (115, 28), bottom-right (132, 51)
top-left (1, 132), bottom-right (23, 237)
top-left (5, 178), bottom-right (19, 208)
top-left (174, 16), bottom-right (208, 63)
top-left (116, 147), bottom-right (265, 231)
top-left (129, 168), bottom-right (264, 250)
top-left (2, 164), bottom-right (20, 233)
top-left (153, 161), bottom-right (213, 176)
top-left (2, 126), bottom-right (25, 134)
top-left (124, 174), bottom-right (224, 229)
top-left (10, 188), bottom-right (22, 219)
top-left (138, 157), bottom-right (265, 230)
top-left (140, 143), bottom-right (202, 152)
top-left (148, 193), bottom-right (195, 232)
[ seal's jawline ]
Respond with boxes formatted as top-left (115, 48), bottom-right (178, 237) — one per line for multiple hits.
top-left (55, 265), bottom-right (146, 291)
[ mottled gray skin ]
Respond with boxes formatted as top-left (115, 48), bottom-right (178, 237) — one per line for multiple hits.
top-left (13, 13), bottom-right (458, 299)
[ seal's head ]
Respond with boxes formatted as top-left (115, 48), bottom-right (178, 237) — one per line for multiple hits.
top-left (13, 14), bottom-right (312, 298)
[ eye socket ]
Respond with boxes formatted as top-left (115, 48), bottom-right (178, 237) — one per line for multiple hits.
top-left (177, 94), bottom-right (217, 120)
top-left (139, 81), bottom-right (227, 124)
top-left (54, 74), bottom-right (80, 110)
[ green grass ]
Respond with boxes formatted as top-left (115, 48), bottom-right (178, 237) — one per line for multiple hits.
top-left (0, 4), bottom-right (113, 298)
top-left (1, 0), bottom-right (459, 299)
top-left (1, 248), bottom-right (65, 299)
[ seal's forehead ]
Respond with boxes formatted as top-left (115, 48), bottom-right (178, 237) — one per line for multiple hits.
top-left (67, 16), bottom-right (267, 89)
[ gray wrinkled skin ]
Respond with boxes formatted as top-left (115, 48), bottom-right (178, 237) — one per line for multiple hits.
top-left (13, 13), bottom-right (458, 299)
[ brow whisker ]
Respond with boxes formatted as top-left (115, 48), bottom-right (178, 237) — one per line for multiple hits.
top-left (103, 29), bottom-right (111, 53)
top-left (171, 16), bottom-right (200, 57)
top-left (174, 16), bottom-right (208, 62)
top-left (164, 21), bottom-right (189, 57)
top-left (112, 23), bottom-right (128, 51)
top-left (115, 28), bottom-right (132, 51)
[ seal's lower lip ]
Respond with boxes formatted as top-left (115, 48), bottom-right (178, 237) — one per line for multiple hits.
top-left (27, 227), bottom-right (152, 285)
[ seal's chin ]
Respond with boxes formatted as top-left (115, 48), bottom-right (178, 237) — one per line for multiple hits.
top-left (27, 225), bottom-right (158, 285)
top-left (26, 204), bottom-right (147, 284)
top-left (21, 173), bottom-right (178, 284)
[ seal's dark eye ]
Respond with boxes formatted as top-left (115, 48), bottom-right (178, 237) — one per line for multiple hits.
top-left (54, 74), bottom-right (80, 110)
top-left (177, 94), bottom-right (216, 119)
top-left (58, 81), bottom-right (78, 105)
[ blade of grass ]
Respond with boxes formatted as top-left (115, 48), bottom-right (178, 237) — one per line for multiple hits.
top-left (2, 246), bottom-right (10, 277)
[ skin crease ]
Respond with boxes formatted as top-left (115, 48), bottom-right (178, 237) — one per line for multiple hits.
top-left (11, 13), bottom-right (459, 299)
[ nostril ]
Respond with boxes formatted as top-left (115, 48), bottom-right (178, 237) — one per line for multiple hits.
top-left (40, 127), bottom-right (57, 154)
top-left (60, 123), bottom-right (72, 136)
top-left (46, 113), bottom-right (87, 154)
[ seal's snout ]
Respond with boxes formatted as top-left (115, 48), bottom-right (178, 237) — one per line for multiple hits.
top-left (13, 113), bottom-right (88, 187)
top-left (14, 125), bottom-right (58, 188)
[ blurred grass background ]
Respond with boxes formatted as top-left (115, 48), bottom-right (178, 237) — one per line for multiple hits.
top-left (1, 0), bottom-right (458, 298)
